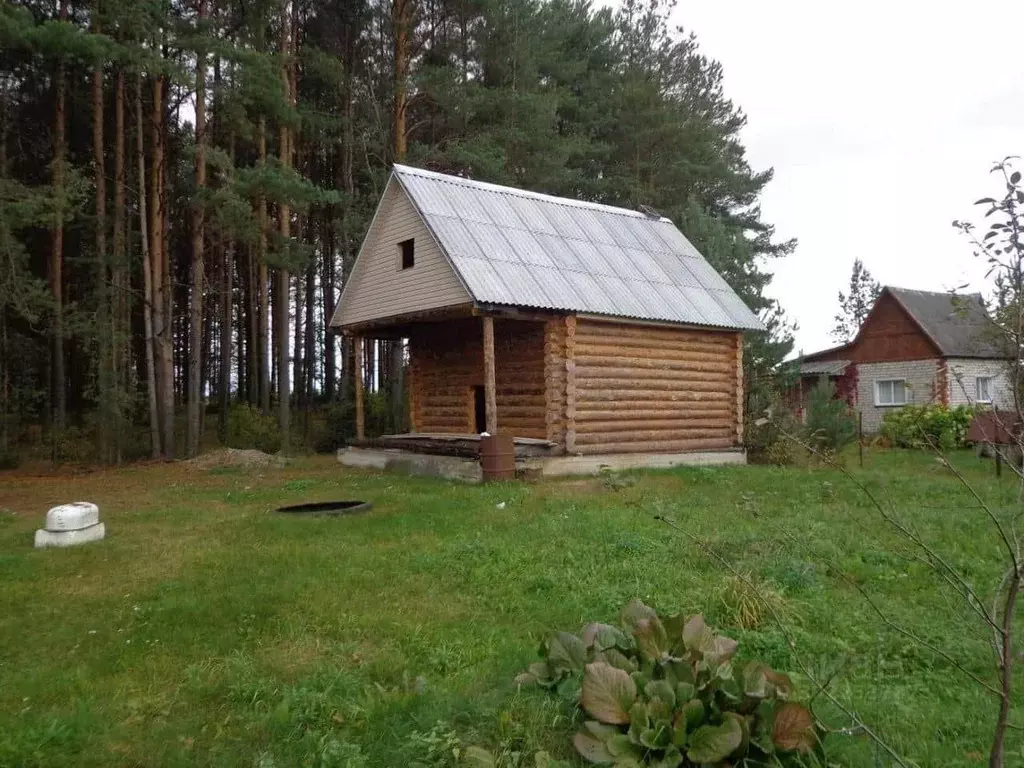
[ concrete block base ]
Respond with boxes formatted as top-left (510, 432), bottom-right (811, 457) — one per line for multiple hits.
top-left (35, 522), bottom-right (106, 548)
top-left (339, 446), bottom-right (745, 483)
top-left (528, 449), bottom-right (746, 477)
top-left (340, 448), bottom-right (483, 483)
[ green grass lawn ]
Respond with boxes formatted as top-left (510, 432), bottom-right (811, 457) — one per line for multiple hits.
top-left (1, 450), bottom-right (1021, 767)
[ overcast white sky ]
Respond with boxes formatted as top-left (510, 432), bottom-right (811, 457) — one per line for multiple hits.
top-left (602, 0), bottom-right (1024, 354)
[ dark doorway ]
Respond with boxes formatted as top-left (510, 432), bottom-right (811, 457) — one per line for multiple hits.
top-left (473, 385), bottom-right (486, 433)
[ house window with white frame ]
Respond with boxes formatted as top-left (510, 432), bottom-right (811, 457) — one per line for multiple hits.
top-left (976, 376), bottom-right (993, 404)
top-left (875, 379), bottom-right (908, 407)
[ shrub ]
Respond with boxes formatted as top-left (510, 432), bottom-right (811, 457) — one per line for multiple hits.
top-left (226, 404), bottom-right (283, 454)
top-left (880, 404), bottom-right (976, 450)
top-left (479, 599), bottom-right (824, 767)
top-left (803, 378), bottom-right (856, 452)
top-left (747, 405), bottom-right (802, 466)
top-left (312, 399), bottom-right (356, 453)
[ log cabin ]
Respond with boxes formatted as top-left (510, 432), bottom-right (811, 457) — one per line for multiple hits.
top-left (328, 165), bottom-right (763, 468)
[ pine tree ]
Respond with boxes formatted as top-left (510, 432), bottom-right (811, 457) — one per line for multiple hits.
top-left (832, 258), bottom-right (881, 343)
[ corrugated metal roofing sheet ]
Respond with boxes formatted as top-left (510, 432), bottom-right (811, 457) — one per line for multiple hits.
top-left (392, 165), bottom-right (764, 331)
top-left (800, 360), bottom-right (851, 376)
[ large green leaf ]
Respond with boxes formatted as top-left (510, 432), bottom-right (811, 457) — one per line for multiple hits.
top-left (583, 721), bottom-right (622, 740)
top-left (743, 662), bottom-right (768, 698)
top-left (515, 660), bottom-right (555, 688)
top-left (725, 712), bottom-right (751, 755)
top-left (640, 725), bottom-right (671, 749)
top-left (650, 746), bottom-right (683, 768)
top-left (765, 668), bottom-right (794, 700)
top-left (597, 648), bottom-right (638, 673)
top-left (706, 634), bottom-right (738, 666)
top-left (686, 717), bottom-right (743, 763)
top-left (620, 598), bottom-right (657, 633)
top-left (633, 615), bottom-right (669, 661)
top-left (627, 702), bottom-right (649, 745)
top-left (547, 631), bottom-right (588, 674)
top-left (583, 623), bottom-right (629, 652)
top-left (672, 699), bottom-right (705, 747)
top-left (573, 730), bottom-right (614, 764)
top-left (581, 662), bottom-right (637, 725)
top-left (675, 681), bottom-right (695, 702)
top-left (606, 734), bottom-right (642, 759)
top-left (772, 702), bottom-right (817, 753)
top-left (681, 614), bottom-right (708, 651)
top-left (645, 679), bottom-right (676, 708)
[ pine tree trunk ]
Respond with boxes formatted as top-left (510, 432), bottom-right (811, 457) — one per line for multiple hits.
top-left (304, 251), bottom-right (315, 436)
top-left (392, 0), bottom-right (410, 162)
top-left (92, 8), bottom-right (111, 461)
top-left (276, 266), bottom-right (290, 445)
top-left (136, 73), bottom-right (160, 458)
top-left (322, 203), bottom-right (336, 399)
top-left (151, 72), bottom-right (174, 458)
top-left (257, 117), bottom-right (270, 415)
top-left (293, 269), bottom-right (303, 413)
top-left (0, 99), bottom-right (7, 453)
top-left (187, 0), bottom-right (207, 457)
top-left (113, 67), bottom-right (127, 463)
top-left (276, 0), bottom-right (293, 448)
top-left (292, 214), bottom-right (304, 415)
top-left (247, 248), bottom-right (259, 407)
top-left (50, 0), bottom-right (68, 438)
top-left (339, 72), bottom-right (354, 404)
top-left (389, 0), bottom-right (412, 431)
top-left (219, 135), bottom-right (235, 443)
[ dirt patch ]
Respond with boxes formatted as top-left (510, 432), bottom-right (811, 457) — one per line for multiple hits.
top-left (187, 448), bottom-right (286, 470)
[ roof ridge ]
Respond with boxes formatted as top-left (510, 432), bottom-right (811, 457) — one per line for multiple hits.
top-left (886, 285), bottom-right (984, 299)
top-left (393, 163), bottom-right (669, 222)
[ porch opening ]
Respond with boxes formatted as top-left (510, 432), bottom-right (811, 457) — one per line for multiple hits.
top-left (473, 385), bottom-right (486, 433)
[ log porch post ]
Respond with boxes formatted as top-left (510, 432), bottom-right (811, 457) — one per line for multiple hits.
top-left (354, 335), bottom-right (365, 439)
top-left (482, 315), bottom-right (497, 433)
top-left (565, 315), bottom-right (576, 453)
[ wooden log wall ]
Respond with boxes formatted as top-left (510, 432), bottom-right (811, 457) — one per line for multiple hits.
top-left (573, 318), bottom-right (742, 455)
top-left (544, 318), bottom-right (567, 446)
top-left (407, 317), bottom-right (547, 438)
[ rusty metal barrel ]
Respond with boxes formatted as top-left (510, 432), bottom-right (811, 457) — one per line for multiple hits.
top-left (480, 434), bottom-right (515, 481)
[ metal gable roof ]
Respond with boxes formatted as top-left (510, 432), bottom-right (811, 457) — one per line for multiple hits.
top-left (392, 165), bottom-right (764, 331)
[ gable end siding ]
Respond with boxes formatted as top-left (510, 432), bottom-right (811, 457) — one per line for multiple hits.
top-left (335, 181), bottom-right (470, 327)
top-left (849, 292), bottom-right (940, 363)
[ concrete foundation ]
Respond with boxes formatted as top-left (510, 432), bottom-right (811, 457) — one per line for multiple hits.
top-left (525, 450), bottom-right (746, 477)
top-left (340, 447), bottom-right (483, 483)
top-left (339, 447), bottom-right (745, 483)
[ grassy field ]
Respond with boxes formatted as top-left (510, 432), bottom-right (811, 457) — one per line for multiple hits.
top-left (0, 450), bottom-right (1021, 767)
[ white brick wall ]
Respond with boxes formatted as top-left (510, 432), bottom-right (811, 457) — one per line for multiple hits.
top-left (856, 360), bottom-right (940, 432)
top-left (947, 358), bottom-right (1014, 408)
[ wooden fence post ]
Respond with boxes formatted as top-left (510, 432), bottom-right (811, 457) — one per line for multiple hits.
top-left (858, 410), bottom-right (864, 469)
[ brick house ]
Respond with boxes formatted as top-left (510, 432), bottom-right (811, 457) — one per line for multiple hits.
top-left (796, 287), bottom-right (1012, 431)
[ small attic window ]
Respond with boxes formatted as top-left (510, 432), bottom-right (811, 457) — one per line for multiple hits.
top-left (399, 238), bottom-right (415, 270)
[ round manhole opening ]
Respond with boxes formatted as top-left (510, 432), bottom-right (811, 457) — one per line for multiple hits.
top-left (275, 500), bottom-right (373, 516)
